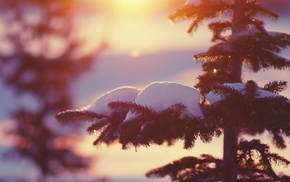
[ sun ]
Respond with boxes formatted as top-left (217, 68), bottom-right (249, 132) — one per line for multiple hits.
top-left (118, 0), bottom-right (145, 11)
top-left (121, 0), bottom-right (143, 4)
top-left (88, 0), bottom-right (160, 15)
top-left (115, 0), bottom-right (149, 14)
top-left (131, 50), bottom-right (141, 57)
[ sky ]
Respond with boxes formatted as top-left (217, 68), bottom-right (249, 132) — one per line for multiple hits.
top-left (77, 0), bottom-right (210, 55)
top-left (0, 0), bottom-right (290, 181)
top-left (78, 0), bottom-right (290, 55)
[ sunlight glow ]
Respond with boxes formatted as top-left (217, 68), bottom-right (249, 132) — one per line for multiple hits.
top-left (93, 129), bottom-right (98, 135)
top-left (81, 0), bottom-right (212, 53)
top-left (121, 0), bottom-right (143, 4)
top-left (117, 0), bottom-right (145, 12)
top-left (131, 50), bottom-right (141, 57)
top-left (87, 0), bottom-right (164, 15)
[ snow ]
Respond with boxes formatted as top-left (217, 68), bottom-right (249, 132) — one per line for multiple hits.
top-left (84, 86), bottom-right (141, 116)
top-left (125, 81), bottom-right (203, 121)
top-left (206, 83), bottom-right (286, 104)
top-left (268, 31), bottom-right (283, 36)
top-left (185, 0), bottom-right (201, 6)
top-left (229, 28), bottom-right (258, 41)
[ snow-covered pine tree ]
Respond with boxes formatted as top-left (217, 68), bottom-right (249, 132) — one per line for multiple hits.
top-left (56, 0), bottom-right (290, 181)
top-left (169, 0), bottom-right (290, 181)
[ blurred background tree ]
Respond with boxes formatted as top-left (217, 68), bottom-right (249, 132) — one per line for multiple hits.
top-left (0, 0), bottom-right (106, 181)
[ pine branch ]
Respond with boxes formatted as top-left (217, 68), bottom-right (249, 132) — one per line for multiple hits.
top-left (212, 84), bottom-right (243, 99)
top-left (146, 140), bottom-right (289, 181)
top-left (246, 50), bottom-right (290, 72)
top-left (271, 132), bottom-right (286, 149)
top-left (110, 101), bottom-right (156, 121)
top-left (194, 42), bottom-right (234, 62)
top-left (267, 153), bottom-right (290, 167)
top-left (244, 1), bottom-right (279, 20)
top-left (170, 0), bottom-right (231, 33)
top-left (183, 117), bottom-right (201, 149)
top-left (86, 119), bottom-right (110, 135)
top-left (203, 61), bottom-right (232, 75)
top-left (208, 20), bottom-right (232, 42)
top-left (206, 82), bottom-right (290, 137)
top-left (115, 103), bottom-right (212, 150)
top-left (263, 81), bottom-right (288, 94)
top-left (245, 94), bottom-right (290, 139)
top-left (119, 117), bottom-right (144, 149)
top-left (238, 139), bottom-right (290, 166)
top-left (86, 111), bottom-right (132, 147)
top-left (146, 155), bottom-right (222, 182)
top-left (256, 50), bottom-right (290, 70)
top-left (238, 166), bottom-right (279, 182)
top-left (237, 139), bottom-right (290, 181)
top-left (195, 73), bottom-right (232, 95)
top-left (91, 124), bottom-right (118, 146)
top-left (108, 101), bottom-right (138, 113)
top-left (268, 32), bottom-right (290, 49)
top-left (183, 132), bottom-right (197, 149)
top-left (244, 80), bottom-right (259, 100)
top-left (226, 31), bottom-right (290, 72)
top-left (135, 104), bottom-right (187, 146)
top-left (56, 110), bottom-right (102, 123)
top-left (245, 17), bottom-right (267, 34)
top-left (116, 102), bottom-right (158, 148)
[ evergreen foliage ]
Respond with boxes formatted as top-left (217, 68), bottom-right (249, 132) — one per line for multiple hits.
top-left (263, 81), bottom-right (288, 94)
top-left (146, 139), bottom-right (290, 182)
top-left (56, 0), bottom-right (290, 181)
top-left (171, 0), bottom-right (290, 90)
top-left (206, 81), bottom-right (290, 145)
top-left (58, 101), bottom-right (221, 149)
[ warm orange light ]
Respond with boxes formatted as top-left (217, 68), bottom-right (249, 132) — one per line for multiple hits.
top-left (131, 50), bottom-right (141, 57)
top-left (81, 0), bottom-right (212, 54)
top-left (121, 0), bottom-right (143, 4)
top-left (114, 0), bottom-right (152, 14)
top-left (87, 0), bottom-right (163, 15)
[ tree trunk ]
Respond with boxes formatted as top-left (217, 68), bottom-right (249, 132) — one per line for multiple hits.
top-left (223, 125), bottom-right (239, 182)
top-left (222, 0), bottom-right (245, 181)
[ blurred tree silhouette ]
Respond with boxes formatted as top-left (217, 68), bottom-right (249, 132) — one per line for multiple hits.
top-left (0, 0), bottom-right (105, 180)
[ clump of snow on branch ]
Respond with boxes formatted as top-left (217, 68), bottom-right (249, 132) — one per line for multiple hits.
top-left (267, 31), bottom-right (283, 36)
top-left (206, 83), bottom-right (284, 104)
top-left (125, 81), bottom-right (203, 121)
top-left (229, 27), bottom-right (260, 41)
top-left (83, 86), bottom-right (141, 116)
